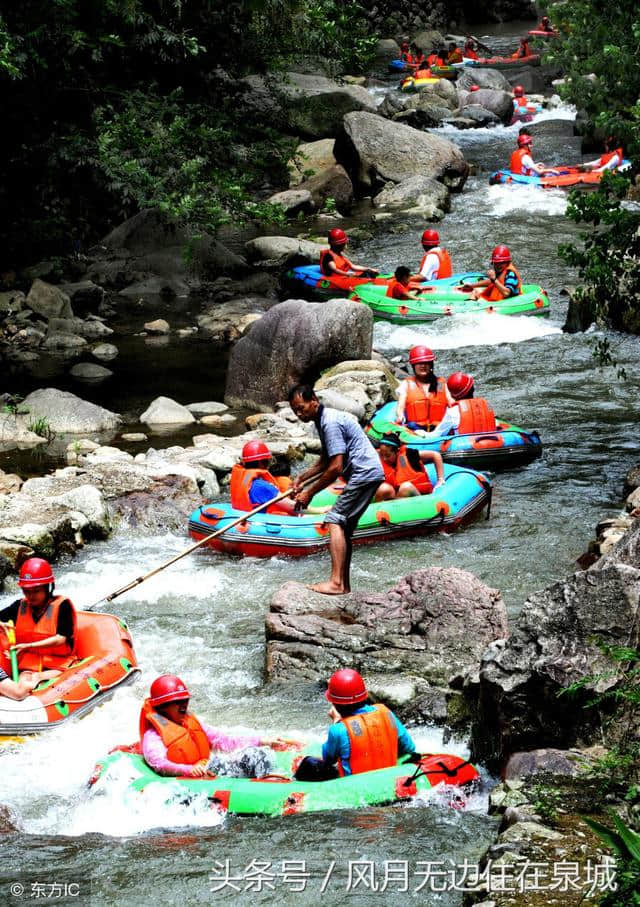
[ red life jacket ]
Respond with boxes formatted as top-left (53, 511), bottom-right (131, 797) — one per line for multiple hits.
top-left (481, 264), bottom-right (522, 301)
top-left (15, 595), bottom-right (77, 672)
top-left (510, 148), bottom-right (534, 175)
top-left (512, 41), bottom-right (531, 58)
top-left (319, 248), bottom-right (350, 276)
top-left (464, 47), bottom-right (479, 60)
top-left (139, 700), bottom-right (211, 766)
top-left (447, 48), bottom-right (463, 63)
top-left (513, 94), bottom-right (529, 107)
top-left (404, 376), bottom-right (449, 428)
top-left (598, 148), bottom-right (623, 169)
top-left (229, 465), bottom-right (292, 514)
top-left (419, 247), bottom-right (452, 279)
top-left (339, 704), bottom-right (398, 776)
top-left (386, 279), bottom-right (410, 300)
top-left (380, 445), bottom-right (432, 494)
top-left (456, 398), bottom-right (496, 433)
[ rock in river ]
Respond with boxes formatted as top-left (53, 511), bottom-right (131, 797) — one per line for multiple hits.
top-left (21, 388), bottom-right (121, 433)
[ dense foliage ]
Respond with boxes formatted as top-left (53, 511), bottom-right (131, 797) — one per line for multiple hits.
top-left (546, 0), bottom-right (640, 335)
top-left (0, 1), bottom-right (376, 268)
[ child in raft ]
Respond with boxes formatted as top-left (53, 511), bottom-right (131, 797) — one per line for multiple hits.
top-left (386, 266), bottom-right (423, 301)
top-left (139, 675), bottom-right (291, 779)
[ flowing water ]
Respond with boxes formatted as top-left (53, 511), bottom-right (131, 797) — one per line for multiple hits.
top-left (2, 25), bottom-right (640, 906)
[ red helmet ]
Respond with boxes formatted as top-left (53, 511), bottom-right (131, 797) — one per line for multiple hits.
top-left (241, 440), bottom-right (271, 463)
top-left (470, 84), bottom-right (480, 92)
top-left (409, 345), bottom-right (436, 365)
top-left (18, 557), bottom-right (55, 588)
top-left (401, 42), bottom-right (409, 49)
top-left (325, 668), bottom-right (368, 705)
top-left (513, 85), bottom-right (524, 97)
top-left (421, 229), bottom-right (440, 248)
top-left (447, 372), bottom-right (475, 400)
top-left (328, 227), bottom-right (347, 247)
top-left (491, 245), bottom-right (512, 263)
top-left (517, 133), bottom-right (533, 147)
top-left (149, 675), bottom-right (190, 707)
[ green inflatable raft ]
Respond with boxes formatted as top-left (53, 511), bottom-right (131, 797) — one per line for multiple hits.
top-left (90, 744), bottom-right (479, 817)
top-left (349, 281), bottom-right (550, 323)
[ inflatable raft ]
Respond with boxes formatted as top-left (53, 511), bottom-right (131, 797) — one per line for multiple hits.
top-left (489, 162), bottom-right (631, 189)
top-left (429, 64), bottom-right (458, 79)
top-left (367, 401), bottom-right (542, 470)
top-left (90, 744), bottom-right (479, 817)
top-left (188, 464), bottom-right (491, 558)
top-left (400, 74), bottom-right (439, 91)
top-left (528, 28), bottom-right (559, 38)
top-left (0, 611), bottom-right (139, 737)
top-left (464, 54), bottom-right (540, 68)
top-left (349, 274), bottom-right (550, 323)
top-left (284, 264), bottom-right (389, 300)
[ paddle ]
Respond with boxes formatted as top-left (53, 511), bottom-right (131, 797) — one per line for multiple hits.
top-left (469, 34), bottom-right (494, 54)
top-left (85, 476), bottom-right (317, 611)
top-left (6, 621), bottom-right (19, 682)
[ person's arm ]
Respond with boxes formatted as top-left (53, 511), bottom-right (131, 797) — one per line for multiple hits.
top-left (295, 453), bottom-right (343, 508)
top-left (142, 728), bottom-right (205, 777)
top-left (419, 450), bottom-right (445, 487)
top-left (201, 722), bottom-right (262, 753)
top-left (392, 714), bottom-right (417, 756)
top-left (12, 634), bottom-right (67, 655)
top-left (293, 454), bottom-right (327, 491)
top-left (321, 722), bottom-right (350, 771)
top-left (413, 406), bottom-right (458, 439)
top-left (0, 672), bottom-right (40, 701)
top-left (396, 380), bottom-right (409, 423)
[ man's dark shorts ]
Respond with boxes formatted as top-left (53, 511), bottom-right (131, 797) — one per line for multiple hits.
top-left (323, 478), bottom-right (380, 538)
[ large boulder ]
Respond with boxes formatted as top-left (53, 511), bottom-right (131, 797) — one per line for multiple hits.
top-left (0, 415), bottom-right (47, 452)
top-left (467, 534), bottom-right (640, 772)
top-left (242, 72), bottom-right (378, 140)
top-left (334, 111), bottom-right (468, 193)
top-left (244, 236), bottom-right (325, 270)
top-left (314, 359), bottom-right (398, 421)
top-left (457, 68), bottom-right (511, 93)
top-left (372, 175), bottom-right (449, 219)
top-left (372, 38), bottom-right (401, 68)
top-left (58, 281), bottom-right (105, 315)
top-left (457, 88), bottom-right (513, 122)
top-left (288, 139), bottom-right (337, 187)
top-left (266, 568), bottom-right (508, 723)
top-left (296, 164), bottom-right (354, 213)
top-left (224, 299), bottom-right (373, 411)
top-left (25, 280), bottom-right (73, 321)
top-left (21, 388), bottom-right (121, 433)
top-left (266, 189), bottom-right (314, 217)
top-left (456, 106), bottom-right (501, 128)
top-left (139, 397), bottom-right (196, 428)
top-left (196, 297), bottom-right (275, 344)
top-left (412, 30), bottom-right (445, 53)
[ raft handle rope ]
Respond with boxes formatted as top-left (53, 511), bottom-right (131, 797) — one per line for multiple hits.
top-left (85, 475), bottom-right (318, 610)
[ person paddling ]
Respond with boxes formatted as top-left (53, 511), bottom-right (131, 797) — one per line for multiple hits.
top-left (446, 42), bottom-right (463, 64)
top-left (466, 245), bottom-right (523, 301)
top-left (294, 669), bottom-right (416, 781)
top-left (396, 346), bottom-right (454, 433)
top-left (509, 133), bottom-right (558, 177)
top-left (319, 228), bottom-right (378, 279)
top-left (229, 441), bottom-right (298, 515)
top-left (512, 37), bottom-right (532, 58)
top-left (463, 38), bottom-right (479, 60)
top-left (0, 558), bottom-right (77, 682)
top-left (579, 137), bottom-right (625, 173)
top-left (374, 431), bottom-right (445, 501)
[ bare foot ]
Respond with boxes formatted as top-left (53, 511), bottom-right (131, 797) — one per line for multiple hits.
top-left (307, 581), bottom-right (347, 595)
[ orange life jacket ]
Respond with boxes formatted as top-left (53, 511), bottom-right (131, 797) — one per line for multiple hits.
top-left (512, 42), bottom-right (531, 58)
top-left (320, 248), bottom-right (350, 276)
top-left (456, 398), bottom-right (497, 434)
top-left (447, 48), bottom-right (463, 63)
top-left (510, 147), bottom-right (535, 176)
top-left (339, 704), bottom-right (399, 776)
top-left (481, 264), bottom-right (522, 301)
top-left (513, 94), bottom-right (529, 107)
top-left (464, 47), bottom-right (479, 60)
top-left (427, 53), bottom-right (444, 66)
top-left (598, 148), bottom-right (623, 169)
top-left (419, 247), bottom-right (452, 279)
top-left (415, 67), bottom-right (432, 79)
top-left (139, 700), bottom-right (211, 766)
top-left (404, 376), bottom-right (449, 428)
top-left (380, 445), bottom-right (432, 494)
top-left (229, 465), bottom-right (292, 514)
top-left (386, 279), bottom-right (409, 300)
top-left (15, 595), bottom-right (77, 672)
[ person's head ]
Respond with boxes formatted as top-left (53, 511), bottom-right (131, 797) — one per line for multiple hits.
top-left (408, 344), bottom-right (436, 380)
top-left (288, 384), bottom-right (319, 422)
top-left (604, 136), bottom-right (618, 151)
top-left (421, 228), bottom-right (440, 249)
top-left (438, 45), bottom-right (447, 58)
top-left (491, 244), bottom-right (512, 273)
top-left (394, 265), bottom-right (411, 287)
top-left (378, 432), bottom-right (401, 466)
top-left (241, 440), bottom-right (272, 470)
top-left (513, 84), bottom-right (525, 98)
top-left (517, 132), bottom-right (533, 149)
top-left (18, 557), bottom-right (54, 607)
top-left (328, 227), bottom-right (348, 250)
top-left (401, 41), bottom-right (409, 51)
top-left (464, 38), bottom-right (475, 49)
top-left (148, 674), bottom-right (190, 723)
top-left (448, 42), bottom-right (456, 51)
top-left (325, 668), bottom-right (368, 717)
top-left (447, 372), bottom-right (475, 400)
top-left (541, 16), bottom-right (550, 26)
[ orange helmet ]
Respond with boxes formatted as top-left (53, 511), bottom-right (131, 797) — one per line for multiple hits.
top-left (328, 227), bottom-right (347, 247)
top-left (326, 669), bottom-right (368, 705)
top-left (18, 557), bottom-right (55, 588)
top-left (149, 675), bottom-right (190, 707)
top-left (491, 245), bottom-right (512, 263)
top-left (409, 345), bottom-right (436, 365)
top-left (447, 372), bottom-right (475, 400)
top-left (421, 229), bottom-right (440, 248)
top-left (513, 85), bottom-right (524, 97)
top-left (241, 440), bottom-right (271, 463)
top-left (517, 133), bottom-right (533, 147)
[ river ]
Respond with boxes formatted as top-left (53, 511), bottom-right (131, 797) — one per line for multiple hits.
top-left (1, 22), bottom-right (639, 907)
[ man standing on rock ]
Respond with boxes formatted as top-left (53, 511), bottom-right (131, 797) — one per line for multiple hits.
top-left (288, 384), bottom-right (383, 595)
